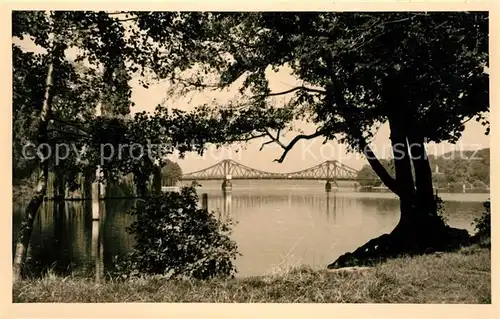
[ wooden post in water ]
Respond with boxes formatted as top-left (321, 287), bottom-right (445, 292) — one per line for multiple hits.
top-left (202, 193), bottom-right (208, 210)
top-left (91, 183), bottom-right (99, 220)
top-left (91, 167), bottom-right (101, 220)
top-left (91, 220), bottom-right (101, 283)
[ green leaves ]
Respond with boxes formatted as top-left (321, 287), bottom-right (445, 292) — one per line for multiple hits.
top-left (135, 12), bottom-right (488, 155)
top-left (473, 200), bottom-right (490, 240)
top-left (161, 160), bottom-right (182, 186)
top-left (113, 187), bottom-right (239, 280)
top-left (13, 11), bottom-right (490, 196)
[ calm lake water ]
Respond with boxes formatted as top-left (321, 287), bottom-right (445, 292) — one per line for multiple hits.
top-left (12, 180), bottom-right (489, 278)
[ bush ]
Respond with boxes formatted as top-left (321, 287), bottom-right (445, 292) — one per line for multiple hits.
top-left (106, 179), bottom-right (135, 198)
top-left (435, 195), bottom-right (448, 224)
top-left (472, 200), bottom-right (490, 239)
top-left (112, 187), bottom-right (239, 280)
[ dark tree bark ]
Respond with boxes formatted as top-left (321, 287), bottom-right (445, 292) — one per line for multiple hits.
top-left (327, 85), bottom-right (471, 270)
top-left (152, 165), bottom-right (162, 194)
top-left (83, 168), bottom-right (94, 199)
top-left (388, 113), bottom-right (417, 226)
top-left (13, 60), bottom-right (54, 282)
top-left (133, 171), bottom-right (149, 198)
top-left (358, 138), bottom-right (400, 196)
top-left (55, 171), bottom-right (65, 200)
top-left (407, 132), bottom-right (439, 219)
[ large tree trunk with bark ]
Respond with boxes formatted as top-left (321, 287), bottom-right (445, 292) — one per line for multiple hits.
top-left (388, 113), bottom-right (416, 227)
top-left (327, 91), bottom-right (470, 269)
top-left (359, 140), bottom-right (399, 195)
top-left (407, 131), bottom-right (439, 220)
top-left (13, 60), bottom-right (54, 282)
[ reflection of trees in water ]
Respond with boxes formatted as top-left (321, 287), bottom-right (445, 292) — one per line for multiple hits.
top-left (356, 197), bottom-right (484, 216)
top-left (442, 201), bottom-right (484, 217)
top-left (12, 194), bottom-right (485, 278)
top-left (357, 197), bottom-right (400, 213)
top-left (101, 200), bottom-right (136, 269)
top-left (12, 199), bottom-right (136, 278)
top-left (12, 203), bottom-right (26, 261)
top-left (19, 201), bottom-right (91, 277)
top-left (356, 197), bottom-right (484, 231)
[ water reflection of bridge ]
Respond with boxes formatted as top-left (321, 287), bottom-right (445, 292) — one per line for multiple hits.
top-left (203, 192), bottom-right (353, 219)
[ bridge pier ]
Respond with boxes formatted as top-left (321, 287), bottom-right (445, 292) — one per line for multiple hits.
top-left (325, 180), bottom-right (338, 192)
top-left (222, 179), bottom-right (232, 192)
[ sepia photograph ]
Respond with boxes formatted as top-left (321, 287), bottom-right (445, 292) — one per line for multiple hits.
top-left (9, 7), bottom-right (493, 309)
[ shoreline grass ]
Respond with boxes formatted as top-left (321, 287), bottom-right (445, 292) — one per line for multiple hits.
top-left (13, 244), bottom-right (490, 303)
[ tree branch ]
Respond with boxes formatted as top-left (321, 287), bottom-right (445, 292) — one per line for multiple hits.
top-left (117, 17), bottom-right (139, 22)
top-left (323, 51), bottom-right (400, 194)
top-left (231, 133), bottom-right (267, 143)
top-left (259, 139), bottom-right (275, 151)
top-left (262, 128), bottom-right (286, 149)
top-left (48, 128), bottom-right (90, 140)
top-left (171, 76), bottom-right (221, 90)
top-left (272, 129), bottom-right (324, 163)
top-left (357, 137), bottom-right (400, 195)
top-left (252, 86), bottom-right (326, 100)
top-left (460, 115), bottom-right (475, 126)
top-left (51, 117), bottom-right (91, 135)
top-left (106, 11), bottom-right (129, 15)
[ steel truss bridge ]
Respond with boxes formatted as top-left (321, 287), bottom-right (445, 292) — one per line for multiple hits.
top-left (181, 159), bottom-right (361, 183)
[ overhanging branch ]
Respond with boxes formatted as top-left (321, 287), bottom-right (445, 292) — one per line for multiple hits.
top-left (231, 132), bottom-right (267, 143)
top-left (253, 86), bottom-right (326, 100)
top-left (260, 129), bottom-right (324, 163)
top-left (260, 128), bottom-right (286, 151)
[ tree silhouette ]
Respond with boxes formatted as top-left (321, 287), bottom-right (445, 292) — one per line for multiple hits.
top-left (13, 11), bottom-right (490, 275)
top-left (12, 11), bottom-right (230, 279)
top-left (137, 12), bottom-right (489, 267)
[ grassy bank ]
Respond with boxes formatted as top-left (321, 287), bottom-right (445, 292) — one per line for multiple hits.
top-left (13, 244), bottom-right (490, 303)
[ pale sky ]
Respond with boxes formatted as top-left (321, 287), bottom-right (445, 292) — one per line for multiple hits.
top-left (129, 73), bottom-right (490, 174)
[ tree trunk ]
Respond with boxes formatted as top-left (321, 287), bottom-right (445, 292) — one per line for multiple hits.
top-left (407, 132), bottom-right (438, 219)
top-left (358, 138), bottom-right (399, 195)
top-left (327, 84), bottom-right (471, 269)
top-left (134, 172), bottom-right (148, 198)
top-left (13, 59), bottom-right (54, 282)
top-left (153, 166), bottom-right (162, 194)
top-left (388, 115), bottom-right (416, 226)
top-left (55, 171), bottom-right (65, 200)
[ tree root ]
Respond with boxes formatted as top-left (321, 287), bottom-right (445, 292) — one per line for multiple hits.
top-left (327, 223), bottom-right (472, 269)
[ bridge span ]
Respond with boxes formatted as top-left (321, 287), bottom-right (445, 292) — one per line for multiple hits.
top-left (180, 159), bottom-right (369, 192)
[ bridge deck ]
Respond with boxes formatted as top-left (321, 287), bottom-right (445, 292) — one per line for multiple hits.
top-left (180, 176), bottom-right (368, 181)
top-left (180, 159), bottom-right (376, 182)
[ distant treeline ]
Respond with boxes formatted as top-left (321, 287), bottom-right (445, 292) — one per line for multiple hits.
top-left (357, 148), bottom-right (490, 189)
top-left (13, 159), bottom-right (183, 201)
